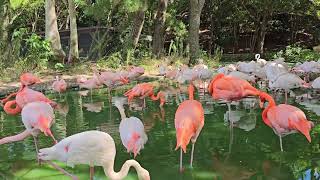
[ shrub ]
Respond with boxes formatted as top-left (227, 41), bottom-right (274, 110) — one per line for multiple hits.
top-left (274, 45), bottom-right (320, 62)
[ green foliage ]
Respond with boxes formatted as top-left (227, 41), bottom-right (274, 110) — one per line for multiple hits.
top-left (274, 45), bottom-right (320, 62)
top-left (97, 52), bottom-right (122, 69)
top-left (54, 63), bottom-right (65, 70)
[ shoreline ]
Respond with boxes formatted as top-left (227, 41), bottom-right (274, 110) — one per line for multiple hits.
top-left (0, 73), bottom-right (161, 98)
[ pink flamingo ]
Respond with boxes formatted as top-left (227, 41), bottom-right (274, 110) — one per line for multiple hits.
top-left (20, 72), bottom-right (41, 86)
top-left (124, 83), bottom-right (165, 107)
top-left (0, 102), bottom-right (57, 163)
top-left (78, 73), bottom-right (102, 100)
top-left (175, 84), bottom-right (204, 172)
top-left (38, 130), bottom-right (150, 180)
top-left (52, 76), bottom-right (67, 95)
top-left (1, 86), bottom-right (56, 115)
top-left (115, 98), bottom-right (148, 158)
top-left (208, 73), bottom-right (261, 123)
top-left (259, 92), bottom-right (314, 151)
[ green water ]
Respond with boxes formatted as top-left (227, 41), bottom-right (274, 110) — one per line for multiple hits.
top-left (0, 82), bottom-right (320, 180)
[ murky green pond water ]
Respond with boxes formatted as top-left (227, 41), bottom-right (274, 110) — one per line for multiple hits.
top-left (1, 82), bottom-right (320, 180)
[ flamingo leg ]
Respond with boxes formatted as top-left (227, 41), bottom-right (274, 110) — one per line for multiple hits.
top-left (179, 148), bottom-right (183, 172)
top-left (33, 136), bottom-right (41, 165)
top-left (90, 89), bottom-right (93, 102)
top-left (279, 135), bottom-right (283, 152)
top-left (143, 98), bottom-right (146, 108)
top-left (284, 90), bottom-right (288, 104)
top-left (108, 88), bottom-right (112, 102)
top-left (90, 166), bottom-right (94, 180)
top-left (190, 143), bottom-right (195, 168)
top-left (45, 161), bottom-right (79, 180)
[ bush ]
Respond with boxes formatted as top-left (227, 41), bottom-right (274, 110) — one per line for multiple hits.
top-left (274, 45), bottom-right (320, 62)
top-left (97, 52), bottom-right (122, 69)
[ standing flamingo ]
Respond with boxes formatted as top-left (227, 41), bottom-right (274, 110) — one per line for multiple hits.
top-left (124, 83), bottom-right (165, 107)
top-left (175, 84), bottom-right (204, 172)
top-left (52, 76), bottom-right (67, 95)
top-left (1, 86), bottom-right (56, 115)
top-left (114, 97), bottom-right (148, 158)
top-left (38, 130), bottom-right (150, 180)
top-left (259, 92), bottom-right (314, 151)
top-left (0, 102), bottom-right (57, 163)
top-left (78, 73), bottom-right (102, 100)
top-left (208, 73), bottom-right (261, 124)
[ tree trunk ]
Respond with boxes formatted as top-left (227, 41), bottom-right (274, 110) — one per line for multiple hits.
top-left (67, 0), bottom-right (79, 64)
top-left (131, 8), bottom-right (146, 48)
top-left (189, 0), bottom-right (205, 66)
top-left (0, 2), bottom-right (9, 51)
top-left (152, 0), bottom-right (168, 59)
top-left (45, 0), bottom-right (66, 61)
top-left (257, 14), bottom-right (268, 54)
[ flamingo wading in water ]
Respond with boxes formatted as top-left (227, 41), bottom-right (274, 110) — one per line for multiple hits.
top-left (38, 130), bottom-right (150, 180)
top-left (114, 97), bottom-right (148, 158)
top-left (259, 92), bottom-right (314, 151)
top-left (175, 83), bottom-right (204, 172)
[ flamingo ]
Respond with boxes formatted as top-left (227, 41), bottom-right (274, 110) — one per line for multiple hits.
top-left (255, 54), bottom-right (267, 67)
top-left (228, 71), bottom-right (256, 84)
top-left (0, 102), bottom-right (57, 163)
top-left (311, 77), bottom-right (320, 89)
top-left (52, 76), bottom-right (67, 95)
top-left (259, 92), bottom-right (314, 151)
top-left (38, 130), bottom-right (150, 180)
top-left (175, 84), bottom-right (204, 172)
top-left (78, 73), bottom-right (102, 100)
top-left (268, 72), bottom-right (309, 104)
top-left (207, 73), bottom-right (261, 122)
top-left (114, 97), bottom-right (148, 158)
top-left (1, 86), bottom-right (56, 115)
top-left (20, 72), bottom-right (41, 86)
top-left (124, 83), bottom-right (165, 107)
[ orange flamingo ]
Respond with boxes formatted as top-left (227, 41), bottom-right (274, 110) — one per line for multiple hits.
top-left (259, 92), bottom-right (314, 151)
top-left (20, 72), bottom-right (41, 86)
top-left (208, 73), bottom-right (261, 123)
top-left (175, 84), bottom-right (204, 172)
top-left (124, 83), bottom-right (165, 107)
top-left (1, 86), bottom-right (56, 115)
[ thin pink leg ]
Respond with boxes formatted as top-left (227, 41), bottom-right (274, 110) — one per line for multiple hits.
top-left (179, 148), bottom-right (183, 173)
top-left (33, 136), bottom-right (41, 165)
top-left (90, 166), bottom-right (94, 180)
top-left (45, 161), bottom-right (79, 180)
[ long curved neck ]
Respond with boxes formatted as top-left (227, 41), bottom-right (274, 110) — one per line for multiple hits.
top-left (188, 84), bottom-right (194, 100)
top-left (0, 129), bottom-right (31, 145)
top-left (114, 103), bottom-right (127, 119)
top-left (260, 92), bottom-right (276, 127)
top-left (103, 159), bottom-right (144, 180)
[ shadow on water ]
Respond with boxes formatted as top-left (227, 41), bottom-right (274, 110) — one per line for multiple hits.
top-left (0, 83), bottom-right (320, 179)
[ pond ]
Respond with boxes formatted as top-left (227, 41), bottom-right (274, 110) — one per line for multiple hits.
top-left (0, 81), bottom-right (320, 180)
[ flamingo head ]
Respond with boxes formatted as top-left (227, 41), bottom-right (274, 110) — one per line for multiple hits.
top-left (38, 146), bottom-right (57, 161)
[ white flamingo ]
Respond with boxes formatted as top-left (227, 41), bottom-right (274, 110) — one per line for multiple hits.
top-left (38, 130), bottom-right (150, 180)
top-left (114, 97), bottom-right (148, 158)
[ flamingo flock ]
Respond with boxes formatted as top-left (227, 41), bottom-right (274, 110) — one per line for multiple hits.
top-left (0, 56), bottom-right (317, 179)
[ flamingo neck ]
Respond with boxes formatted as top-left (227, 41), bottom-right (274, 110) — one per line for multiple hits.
top-left (103, 159), bottom-right (145, 179)
top-left (0, 129), bottom-right (32, 145)
top-left (114, 103), bottom-right (127, 119)
top-left (188, 84), bottom-right (195, 100)
top-left (260, 92), bottom-right (276, 127)
top-left (4, 100), bottom-right (22, 115)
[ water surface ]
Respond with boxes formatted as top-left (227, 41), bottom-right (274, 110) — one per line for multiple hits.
top-left (0, 82), bottom-right (320, 180)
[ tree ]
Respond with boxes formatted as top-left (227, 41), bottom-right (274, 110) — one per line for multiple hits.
top-left (45, 0), bottom-right (66, 61)
top-left (131, 0), bottom-right (147, 48)
top-left (152, 0), bottom-right (168, 58)
top-left (67, 0), bottom-right (79, 63)
top-left (189, 0), bottom-right (205, 66)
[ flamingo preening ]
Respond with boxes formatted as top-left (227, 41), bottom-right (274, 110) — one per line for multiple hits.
top-left (124, 83), bottom-right (165, 107)
top-left (0, 102), bottom-right (57, 163)
top-left (259, 92), bottom-right (314, 151)
top-left (38, 130), bottom-right (150, 180)
top-left (175, 83), bottom-right (204, 172)
top-left (52, 76), bottom-right (67, 94)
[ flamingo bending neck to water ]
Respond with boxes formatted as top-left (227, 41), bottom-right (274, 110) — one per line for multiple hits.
top-left (259, 92), bottom-right (314, 151)
top-left (175, 83), bottom-right (204, 172)
top-left (38, 130), bottom-right (150, 180)
top-left (124, 83), bottom-right (166, 107)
